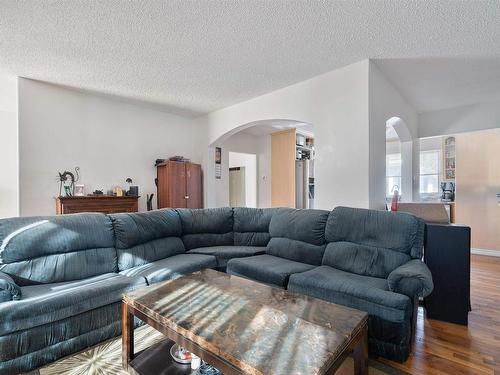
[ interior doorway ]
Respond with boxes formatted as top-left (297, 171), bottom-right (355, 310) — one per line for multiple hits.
top-left (210, 119), bottom-right (312, 209)
top-left (229, 167), bottom-right (246, 207)
top-left (386, 116), bottom-right (413, 205)
top-left (228, 152), bottom-right (257, 207)
top-left (386, 120), bottom-right (402, 204)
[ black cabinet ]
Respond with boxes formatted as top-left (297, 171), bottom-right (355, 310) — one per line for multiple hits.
top-left (424, 224), bottom-right (471, 325)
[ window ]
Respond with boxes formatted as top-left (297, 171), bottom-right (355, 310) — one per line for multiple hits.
top-left (386, 153), bottom-right (402, 198)
top-left (420, 150), bottom-right (440, 199)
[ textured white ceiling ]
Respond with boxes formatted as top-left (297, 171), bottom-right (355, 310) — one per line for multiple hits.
top-left (1, 1), bottom-right (500, 116)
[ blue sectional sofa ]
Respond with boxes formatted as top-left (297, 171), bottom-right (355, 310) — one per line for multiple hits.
top-left (0, 206), bottom-right (433, 374)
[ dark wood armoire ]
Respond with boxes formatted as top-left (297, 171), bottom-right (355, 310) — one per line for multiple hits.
top-left (156, 161), bottom-right (203, 208)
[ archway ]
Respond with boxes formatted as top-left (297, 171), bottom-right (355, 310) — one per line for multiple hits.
top-left (209, 119), bottom-right (310, 146)
top-left (386, 117), bottom-right (413, 205)
top-left (206, 119), bottom-right (314, 208)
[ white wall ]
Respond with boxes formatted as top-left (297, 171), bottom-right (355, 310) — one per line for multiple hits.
top-left (419, 100), bottom-right (500, 138)
top-left (201, 60), bottom-right (375, 210)
top-left (257, 135), bottom-right (272, 208)
top-left (208, 131), bottom-right (270, 208)
top-left (18, 79), bottom-right (202, 215)
top-left (0, 73), bottom-right (19, 218)
top-left (399, 141), bottom-right (414, 202)
top-left (229, 152), bottom-right (257, 208)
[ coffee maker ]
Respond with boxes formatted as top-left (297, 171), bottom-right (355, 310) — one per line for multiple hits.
top-left (441, 182), bottom-right (455, 202)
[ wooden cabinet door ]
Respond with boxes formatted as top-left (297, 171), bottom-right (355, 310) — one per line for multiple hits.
top-left (157, 164), bottom-right (168, 208)
top-left (271, 129), bottom-right (296, 207)
top-left (186, 162), bottom-right (203, 208)
top-left (168, 161), bottom-right (188, 208)
top-left (157, 161), bottom-right (187, 208)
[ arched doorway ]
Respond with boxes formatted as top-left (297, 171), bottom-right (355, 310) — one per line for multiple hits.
top-left (206, 119), bottom-right (314, 208)
top-left (386, 117), bottom-right (413, 206)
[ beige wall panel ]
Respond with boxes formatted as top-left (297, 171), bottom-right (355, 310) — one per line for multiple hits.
top-left (271, 129), bottom-right (296, 207)
top-left (455, 129), bottom-right (500, 251)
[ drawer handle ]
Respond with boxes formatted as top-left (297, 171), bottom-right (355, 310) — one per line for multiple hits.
top-left (185, 195), bottom-right (189, 199)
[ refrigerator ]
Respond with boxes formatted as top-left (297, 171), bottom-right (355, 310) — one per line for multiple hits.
top-left (295, 159), bottom-right (314, 209)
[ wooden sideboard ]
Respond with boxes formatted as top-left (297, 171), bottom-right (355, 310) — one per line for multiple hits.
top-left (56, 196), bottom-right (139, 214)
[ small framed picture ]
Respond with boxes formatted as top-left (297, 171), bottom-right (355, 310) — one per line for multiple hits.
top-left (74, 184), bottom-right (85, 196)
top-left (215, 147), bottom-right (222, 179)
top-left (215, 147), bottom-right (222, 164)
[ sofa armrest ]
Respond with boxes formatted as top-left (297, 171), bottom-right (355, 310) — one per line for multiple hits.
top-left (0, 271), bottom-right (21, 302)
top-left (388, 259), bottom-right (434, 298)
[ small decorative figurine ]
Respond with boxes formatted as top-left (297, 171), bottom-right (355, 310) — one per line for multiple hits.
top-left (147, 194), bottom-right (154, 211)
top-left (57, 167), bottom-right (80, 197)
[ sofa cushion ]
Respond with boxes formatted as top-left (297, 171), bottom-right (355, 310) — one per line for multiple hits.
top-left (226, 254), bottom-right (315, 288)
top-left (0, 273), bottom-right (145, 335)
top-left (177, 208), bottom-right (234, 249)
top-left (269, 208), bottom-right (329, 245)
top-left (120, 254), bottom-right (217, 285)
top-left (109, 209), bottom-right (185, 271)
top-left (323, 207), bottom-right (425, 277)
top-left (267, 208), bottom-right (329, 265)
top-left (322, 242), bottom-right (411, 279)
top-left (288, 266), bottom-right (412, 323)
top-left (326, 207), bottom-right (425, 258)
top-left (233, 207), bottom-right (277, 246)
top-left (0, 214), bottom-right (116, 285)
top-left (188, 246), bottom-right (266, 268)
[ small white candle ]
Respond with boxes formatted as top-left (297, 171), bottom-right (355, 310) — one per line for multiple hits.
top-left (191, 354), bottom-right (201, 370)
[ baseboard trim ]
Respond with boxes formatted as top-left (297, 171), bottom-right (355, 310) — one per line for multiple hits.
top-left (471, 248), bottom-right (500, 257)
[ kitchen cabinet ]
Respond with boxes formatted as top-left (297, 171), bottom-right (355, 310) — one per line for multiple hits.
top-left (271, 129), bottom-right (296, 207)
top-left (271, 129), bottom-right (315, 208)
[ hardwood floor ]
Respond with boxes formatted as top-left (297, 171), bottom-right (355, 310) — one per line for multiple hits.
top-left (380, 255), bottom-right (500, 375)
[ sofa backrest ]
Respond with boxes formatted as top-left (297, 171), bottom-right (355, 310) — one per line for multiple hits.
top-left (267, 208), bottom-right (329, 265)
top-left (323, 206), bottom-right (425, 278)
top-left (177, 207), bottom-right (234, 250)
top-left (233, 207), bottom-right (277, 247)
top-left (110, 209), bottom-right (185, 271)
top-left (0, 213), bottom-right (115, 285)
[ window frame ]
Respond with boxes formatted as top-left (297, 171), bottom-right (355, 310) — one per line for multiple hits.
top-left (419, 149), bottom-right (441, 200)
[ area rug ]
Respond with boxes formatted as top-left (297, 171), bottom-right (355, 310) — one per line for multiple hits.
top-left (29, 326), bottom-right (409, 375)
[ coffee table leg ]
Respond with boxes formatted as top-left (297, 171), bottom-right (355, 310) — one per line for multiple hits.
top-left (353, 326), bottom-right (368, 375)
top-left (122, 302), bottom-right (134, 369)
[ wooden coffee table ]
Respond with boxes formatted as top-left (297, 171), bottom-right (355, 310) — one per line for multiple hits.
top-left (122, 269), bottom-right (368, 375)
